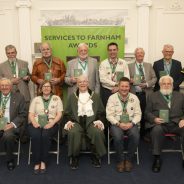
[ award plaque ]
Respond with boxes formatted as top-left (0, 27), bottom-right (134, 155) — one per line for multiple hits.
top-left (18, 68), bottom-right (28, 78)
top-left (133, 74), bottom-right (141, 85)
top-left (159, 71), bottom-right (167, 77)
top-left (116, 71), bottom-right (124, 82)
top-left (74, 69), bottom-right (83, 78)
top-left (44, 72), bottom-right (52, 81)
top-left (38, 114), bottom-right (48, 128)
top-left (0, 117), bottom-right (8, 130)
top-left (159, 109), bottom-right (169, 123)
top-left (120, 114), bottom-right (130, 123)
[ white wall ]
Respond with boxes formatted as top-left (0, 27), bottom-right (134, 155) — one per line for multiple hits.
top-left (0, 0), bottom-right (184, 67)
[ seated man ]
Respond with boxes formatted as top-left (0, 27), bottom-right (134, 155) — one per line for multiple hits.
top-left (64, 75), bottom-right (106, 170)
top-left (106, 77), bottom-right (141, 172)
top-left (0, 78), bottom-right (26, 170)
top-left (145, 75), bottom-right (184, 173)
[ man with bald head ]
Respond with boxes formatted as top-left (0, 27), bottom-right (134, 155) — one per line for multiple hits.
top-left (145, 75), bottom-right (184, 172)
top-left (153, 44), bottom-right (183, 91)
top-left (0, 78), bottom-right (26, 170)
top-left (65, 43), bottom-right (100, 97)
top-left (64, 75), bottom-right (106, 170)
top-left (31, 42), bottom-right (66, 98)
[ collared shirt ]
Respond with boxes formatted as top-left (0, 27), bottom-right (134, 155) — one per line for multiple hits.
top-left (99, 58), bottom-right (130, 90)
top-left (29, 95), bottom-right (63, 123)
top-left (106, 92), bottom-right (142, 125)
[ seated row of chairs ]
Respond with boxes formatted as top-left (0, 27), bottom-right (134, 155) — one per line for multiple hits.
top-left (1, 130), bottom-right (184, 166)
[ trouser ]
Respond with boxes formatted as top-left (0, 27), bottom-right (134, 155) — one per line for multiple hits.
top-left (67, 122), bottom-right (106, 157)
top-left (150, 123), bottom-right (184, 155)
top-left (110, 125), bottom-right (139, 162)
top-left (101, 87), bottom-right (113, 107)
top-left (28, 124), bottom-right (58, 164)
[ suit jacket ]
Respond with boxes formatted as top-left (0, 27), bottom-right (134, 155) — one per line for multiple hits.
top-left (145, 91), bottom-right (184, 129)
top-left (65, 57), bottom-right (100, 97)
top-left (128, 62), bottom-right (157, 98)
top-left (63, 89), bottom-right (105, 128)
top-left (0, 92), bottom-right (27, 129)
top-left (0, 59), bottom-right (31, 102)
top-left (153, 59), bottom-right (183, 91)
top-left (31, 56), bottom-right (66, 98)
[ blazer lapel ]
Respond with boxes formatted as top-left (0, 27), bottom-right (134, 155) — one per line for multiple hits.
top-left (9, 94), bottom-right (16, 121)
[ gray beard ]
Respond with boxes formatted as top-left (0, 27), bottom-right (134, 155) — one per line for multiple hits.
top-left (160, 88), bottom-right (173, 95)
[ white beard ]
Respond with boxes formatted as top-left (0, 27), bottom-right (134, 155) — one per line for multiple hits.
top-left (160, 88), bottom-right (173, 95)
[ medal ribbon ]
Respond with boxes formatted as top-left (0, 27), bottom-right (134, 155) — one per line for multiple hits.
top-left (117, 93), bottom-right (129, 113)
top-left (42, 95), bottom-right (52, 114)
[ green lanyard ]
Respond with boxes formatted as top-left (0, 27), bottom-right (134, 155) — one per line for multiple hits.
top-left (9, 61), bottom-right (16, 75)
top-left (78, 60), bottom-right (87, 71)
top-left (0, 94), bottom-right (11, 109)
top-left (44, 58), bottom-right (52, 72)
top-left (41, 95), bottom-right (52, 114)
top-left (161, 92), bottom-right (172, 104)
top-left (109, 60), bottom-right (118, 74)
top-left (164, 61), bottom-right (172, 75)
top-left (118, 93), bottom-right (129, 113)
top-left (135, 63), bottom-right (144, 76)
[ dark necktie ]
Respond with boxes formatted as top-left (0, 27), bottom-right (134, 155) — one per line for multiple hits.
top-left (139, 64), bottom-right (145, 81)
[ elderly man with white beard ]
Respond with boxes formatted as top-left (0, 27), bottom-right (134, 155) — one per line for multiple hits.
top-left (145, 75), bottom-right (184, 173)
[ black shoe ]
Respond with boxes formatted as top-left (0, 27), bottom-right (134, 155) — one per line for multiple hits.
top-left (91, 155), bottom-right (101, 168)
top-left (182, 160), bottom-right (184, 168)
top-left (152, 158), bottom-right (161, 173)
top-left (70, 157), bottom-right (79, 170)
top-left (7, 160), bottom-right (15, 171)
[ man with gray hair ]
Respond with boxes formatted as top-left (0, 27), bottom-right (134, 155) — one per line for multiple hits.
top-left (145, 75), bottom-right (184, 172)
top-left (0, 78), bottom-right (26, 171)
top-left (65, 43), bottom-right (100, 97)
top-left (153, 44), bottom-right (183, 91)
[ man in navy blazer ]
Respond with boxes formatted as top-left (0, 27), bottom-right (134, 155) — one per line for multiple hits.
top-left (153, 44), bottom-right (183, 91)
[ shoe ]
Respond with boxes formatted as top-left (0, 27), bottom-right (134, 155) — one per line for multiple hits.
top-left (70, 157), bottom-right (79, 170)
top-left (152, 158), bottom-right (161, 173)
top-left (0, 130), bottom-right (4, 138)
top-left (34, 168), bottom-right (40, 175)
top-left (116, 161), bottom-right (125, 172)
top-left (124, 160), bottom-right (133, 172)
top-left (7, 160), bottom-right (15, 171)
top-left (40, 168), bottom-right (47, 174)
top-left (91, 155), bottom-right (101, 168)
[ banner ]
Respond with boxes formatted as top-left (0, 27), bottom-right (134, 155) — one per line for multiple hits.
top-left (41, 26), bottom-right (125, 64)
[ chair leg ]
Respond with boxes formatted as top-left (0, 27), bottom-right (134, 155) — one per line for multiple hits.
top-left (107, 127), bottom-right (110, 165)
top-left (57, 130), bottom-right (60, 165)
top-left (17, 138), bottom-right (21, 166)
top-left (180, 137), bottom-right (184, 160)
top-left (136, 147), bottom-right (140, 165)
top-left (28, 138), bottom-right (31, 165)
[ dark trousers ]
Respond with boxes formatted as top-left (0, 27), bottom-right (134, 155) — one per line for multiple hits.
top-left (150, 123), bottom-right (184, 155)
top-left (136, 92), bottom-right (146, 137)
top-left (28, 124), bottom-right (58, 165)
top-left (1, 128), bottom-right (17, 161)
top-left (101, 87), bottom-right (113, 107)
top-left (110, 125), bottom-right (139, 162)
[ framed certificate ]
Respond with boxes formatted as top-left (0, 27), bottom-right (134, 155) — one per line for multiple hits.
top-left (18, 68), bottom-right (28, 78)
top-left (116, 71), bottom-right (124, 82)
top-left (44, 72), bottom-right (52, 81)
top-left (120, 114), bottom-right (129, 123)
top-left (0, 117), bottom-right (8, 130)
top-left (133, 74), bottom-right (141, 85)
top-left (159, 71), bottom-right (167, 77)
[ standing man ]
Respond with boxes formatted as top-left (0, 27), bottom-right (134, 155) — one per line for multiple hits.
top-left (0, 45), bottom-right (31, 142)
top-left (99, 42), bottom-right (130, 107)
top-left (65, 43), bottom-right (100, 97)
top-left (0, 78), bottom-right (26, 171)
top-left (128, 48), bottom-right (157, 137)
top-left (153, 44), bottom-right (183, 91)
top-left (31, 42), bottom-right (66, 98)
top-left (106, 77), bottom-right (141, 172)
top-left (145, 76), bottom-right (184, 173)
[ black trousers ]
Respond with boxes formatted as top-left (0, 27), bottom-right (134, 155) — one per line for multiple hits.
top-left (28, 124), bottom-right (58, 165)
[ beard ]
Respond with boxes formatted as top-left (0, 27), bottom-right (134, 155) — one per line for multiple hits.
top-left (160, 88), bottom-right (173, 95)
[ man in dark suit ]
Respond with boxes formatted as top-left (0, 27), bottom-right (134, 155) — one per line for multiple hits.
top-left (128, 48), bottom-right (157, 137)
top-left (0, 78), bottom-right (26, 170)
top-left (153, 44), bottom-right (183, 91)
top-left (145, 75), bottom-right (184, 173)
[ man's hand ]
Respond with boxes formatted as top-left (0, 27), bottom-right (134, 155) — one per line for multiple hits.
top-left (154, 117), bottom-right (164, 124)
top-left (4, 123), bottom-right (14, 131)
top-left (37, 79), bottom-right (44, 85)
top-left (22, 75), bottom-right (30, 81)
top-left (179, 120), bottom-right (184, 128)
top-left (70, 77), bottom-right (77, 84)
top-left (119, 122), bottom-right (133, 130)
top-left (111, 86), bottom-right (119, 93)
top-left (50, 78), bottom-right (61, 85)
top-left (11, 77), bottom-right (21, 85)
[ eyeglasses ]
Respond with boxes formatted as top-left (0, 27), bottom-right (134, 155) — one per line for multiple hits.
top-left (42, 85), bottom-right (51, 88)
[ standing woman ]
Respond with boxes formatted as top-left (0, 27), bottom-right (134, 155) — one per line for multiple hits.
top-left (28, 81), bottom-right (63, 174)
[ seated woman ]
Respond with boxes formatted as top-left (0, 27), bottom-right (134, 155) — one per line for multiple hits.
top-left (28, 81), bottom-right (63, 174)
top-left (64, 75), bottom-right (106, 170)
